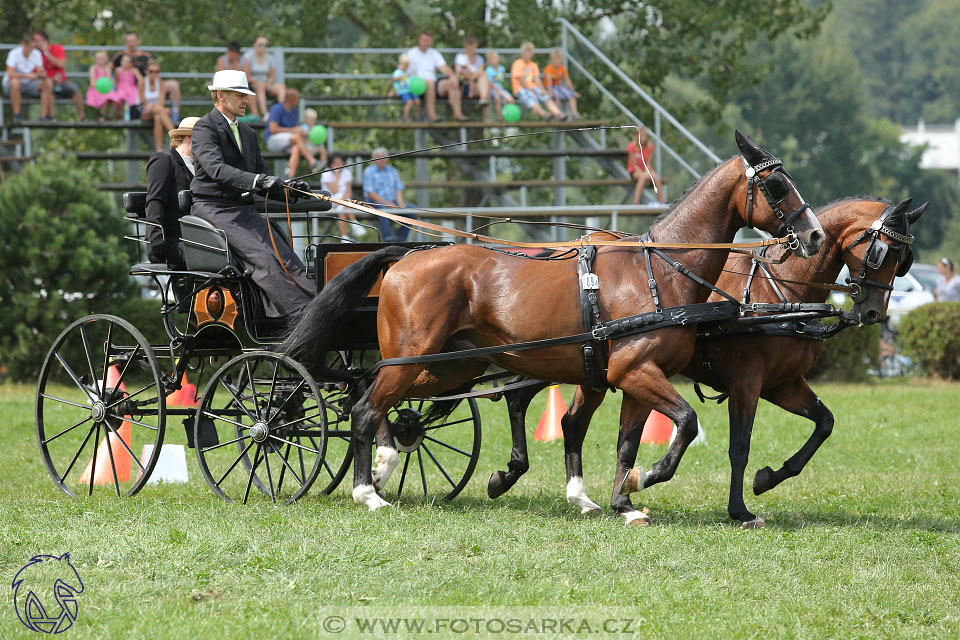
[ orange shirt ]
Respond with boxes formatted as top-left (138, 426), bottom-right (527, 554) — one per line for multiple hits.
top-left (543, 63), bottom-right (568, 89)
top-left (511, 58), bottom-right (540, 95)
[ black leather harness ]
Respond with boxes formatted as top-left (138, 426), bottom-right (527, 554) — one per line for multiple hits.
top-left (577, 245), bottom-right (610, 392)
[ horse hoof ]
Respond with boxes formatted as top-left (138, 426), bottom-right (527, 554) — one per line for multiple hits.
top-left (616, 466), bottom-right (645, 496)
top-left (753, 466), bottom-right (775, 495)
top-left (581, 506), bottom-right (603, 517)
top-left (741, 517), bottom-right (765, 530)
top-left (353, 484), bottom-right (392, 511)
top-left (487, 471), bottom-right (509, 499)
top-left (622, 510), bottom-right (651, 526)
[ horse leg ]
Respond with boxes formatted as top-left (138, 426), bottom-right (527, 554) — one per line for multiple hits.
top-left (371, 417), bottom-right (400, 491)
top-left (616, 365), bottom-right (700, 494)
top-left (564, 387), bottom-right (606, 515)
top-left (753, 377), bottom-right (834, 496)
top-left (725, 378), bottom-right (765, 528)
top-left (610, 395), bottom-right (652, 525)
top-left (351, 365), bottom-right (422, 511)
top-left (487, 381), bottom-right (548, 499)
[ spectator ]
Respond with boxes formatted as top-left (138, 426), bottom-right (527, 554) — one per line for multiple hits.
top-left (141, 61), bottom-right (176, 152)
top-left (484, 50), bottom-right (514, 121)
top-left (245, 36), bottom-right (286, 118)
top-left (300, 107), bottom-right (326, 160)
top-left (33, 30), bottom-right (84, 120)
top-left (390, 53), bottom-right (420, 122)
top-left (407, 30), bottom-right (467, 123)
top-left (934, 257), bottom-right (960, 302)
top-left (2, 33), bottom-right (53, 121)
top-left (543, 48), bottom-right (580, 120)
top-left (85, 50), bottom-right (120, 120)
top-left (627, 127), bottom-right (665, 204)
top-left (113, 54), bottom-right (143, 119)
top-left (113, 31), bottom-right (181, 123)
top-left (510, 41), bottom-right (564, 121)
top-left (266, 88), bottom-right (322, 177)
top-left (321, 153), bottom-right (361, 241)
top-left (454, 36), bottom-right (490, 121)
top-left (363, 147), bottom-right (411, 241)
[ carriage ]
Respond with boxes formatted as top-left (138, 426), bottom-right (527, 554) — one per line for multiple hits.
top-left (34, 190), bottom-right (483, 504)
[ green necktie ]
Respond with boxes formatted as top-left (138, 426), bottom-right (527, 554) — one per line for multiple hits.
top-left (230, 122), bottom-right (242, 152)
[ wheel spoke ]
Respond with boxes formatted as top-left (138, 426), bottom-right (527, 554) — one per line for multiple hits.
top-left (268, 434), bottom-right (319, 454)
top-left (216, 440), bottom-right (254, 487)
top-left (265, 359), bottom-right (281, 423)
top-left (423, 417), bottom-right (475, 430)
top-left (244, 359), bottom-right (262, 420)
top-left (202, 410), bottom-right (248, 430)
top-left (417, 448), bottom-right (427, 495)
top-left (275, 410), bottom-right (322, 430)
top-left (87, 423), bottom-right (100, 496)
top-left (105, 382), bottom-right (155, 409)
top-left (219, 378), bottom-right (258, 423)
top-left (242, 444), bottom-right (263, 504)
top-left (423, 434), bottom-right (472, 457)
top-left (44, 416), bottom-right (92, 444)
top-left (60, 423), bottom-right (97, 482)
top-left (274, 442), bottom-right (289, 494)
top-left (201, 433), bottom-right (249, 453)
top-left (103, 424), bottom-right (122, 497)
top-left (79, 323), bottom-right (98, 391)
top-left (266, 379), bottom-right (306, 424)
top-left (40, 393), bottom-right (89, 409)
top-left (321, 454), bottom-right (334, 480)
top-left (102, 421), bottom-right (148, 472)
top-left (422, 444), bottom-right (456, 489)
top-left (111, 344), bottom-right (141, 394)
top-left (271, 441), bottom-right (304, 488)
top-left (397, 451), bottom-right (412, 497)
top-left (101, 321), bottom-right (114, 396)
top-left (106, 413), bottom-right (157, 431)
top-left (262, 442), bottom-right (276, 503)
top-left (55, 353), bottom-right (96, 403)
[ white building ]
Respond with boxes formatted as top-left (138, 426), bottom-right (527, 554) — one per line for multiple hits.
top-left (900, 119), bottom-right (960, 181)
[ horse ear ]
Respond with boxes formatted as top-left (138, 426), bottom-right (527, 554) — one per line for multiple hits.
top-left (60, 552), bottom-right (70, 562)
top-left (906, 201), bottom-right (929, 225)
top-left (890, 198), bottom-right (912, 216)
top-left (735, 130), bottom-right (764, 164)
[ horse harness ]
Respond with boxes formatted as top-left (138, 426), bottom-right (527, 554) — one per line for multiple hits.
top-left (842, 203), bottom-right (914, 303)
top-left (742, 156), bottom-right (811, 243)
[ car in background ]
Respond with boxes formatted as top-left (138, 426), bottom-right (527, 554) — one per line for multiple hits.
top-left (830, 263), bottom-right (937, 328)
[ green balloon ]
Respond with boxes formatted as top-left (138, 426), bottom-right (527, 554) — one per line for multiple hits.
top-left (95, 76), bottom-right (113, 94)
top-left (309, 124), bottom-right (327, 145)
top-left (502, 103), bottom-right (521, 123)
top-left (408, 76), bottom-right (426, 96)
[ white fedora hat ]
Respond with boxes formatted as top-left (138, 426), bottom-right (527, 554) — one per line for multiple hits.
top-left (207, 69), bottom-right (255, 95)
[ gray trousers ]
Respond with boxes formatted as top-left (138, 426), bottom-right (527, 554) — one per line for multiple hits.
top-left (191, 199), bottom-right (314, 317)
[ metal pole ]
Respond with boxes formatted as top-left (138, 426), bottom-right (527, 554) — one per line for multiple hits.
top-left (553, 130), bottom-right (567, 207)
top-left (275, 47), bottom-right (285, 85)
top-left (414, 128), bottom-right (429, 209)
top-left (126, 129), bottom-right (138, 185)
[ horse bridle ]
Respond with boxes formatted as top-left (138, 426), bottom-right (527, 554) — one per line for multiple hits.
top-left (742, 156), bottom-right (812, 245)
top-left (841, 206), bottom-right (914, 303)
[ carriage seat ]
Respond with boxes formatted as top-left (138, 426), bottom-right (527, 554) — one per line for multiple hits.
top-left (180, 215), bottom-right (233, 273)
top-left (123, 191), bottom-right (148, 218)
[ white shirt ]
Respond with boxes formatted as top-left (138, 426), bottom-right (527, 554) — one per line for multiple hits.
top-left (321, 169), bottom-right (351, 211)
top-left (453, 52), bottom-right (485, 77)
top-left (3, 46), bottom-right (43, 86)
top-left (406, 46), bottom-right (446, 81)
top-left (176, 149), bottom-right (195, 175)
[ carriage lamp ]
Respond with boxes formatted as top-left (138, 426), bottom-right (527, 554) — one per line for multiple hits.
top-left (207, 289), bottom-right (224, 319)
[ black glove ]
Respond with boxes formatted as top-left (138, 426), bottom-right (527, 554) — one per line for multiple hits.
top-left (147, 240), bottom-right (166, 264)
top-left (284, 179), bottom-right (311, 202)
top-left (258, 174), bottom-right (285, 198)
top-left (165, 240), bottom-right (186, 270)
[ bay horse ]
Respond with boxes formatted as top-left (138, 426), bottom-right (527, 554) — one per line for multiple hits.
top-left (495, 197), bottom-right (925, 527)
top-left (282, 132), bottom-right (826, 522)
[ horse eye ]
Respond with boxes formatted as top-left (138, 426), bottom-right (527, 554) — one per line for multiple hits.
top-left (765, 174), bottom-right (788, 202)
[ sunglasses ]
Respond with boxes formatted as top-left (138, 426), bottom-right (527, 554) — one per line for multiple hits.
top-left (147, 69), bottom-right (159, 73)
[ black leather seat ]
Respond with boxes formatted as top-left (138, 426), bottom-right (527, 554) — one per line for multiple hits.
top-left (123, 191), bottom-right (147, 218)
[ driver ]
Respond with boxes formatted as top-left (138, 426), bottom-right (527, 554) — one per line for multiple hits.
top-left (189, 69), bottom-right (313, 318)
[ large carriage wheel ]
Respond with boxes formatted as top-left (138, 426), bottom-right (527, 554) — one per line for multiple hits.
top-left (375, 397), bottom-right (482, 502)
top-left (194, 351), bottom-right (327, 504)
top-left (311, 350), bottom-right (363, 496)
top-left (36, 315), bottom-right (166, 497)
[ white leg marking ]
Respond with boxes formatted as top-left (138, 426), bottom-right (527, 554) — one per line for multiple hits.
top-left (621, 510), bottom-right (652, 526)
top-left (353, 484), bottom-right (392, 511)
top-left (372, 446), bottom-right (400, 490)
top-left (566, 476), bottom-right (602, 515)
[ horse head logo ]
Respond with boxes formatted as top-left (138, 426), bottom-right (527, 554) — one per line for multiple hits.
top-left (11, 553), bottom-right (84, 634)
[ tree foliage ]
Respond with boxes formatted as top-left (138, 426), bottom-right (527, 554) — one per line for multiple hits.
top-left (0, 158), bottom-right (135, 381)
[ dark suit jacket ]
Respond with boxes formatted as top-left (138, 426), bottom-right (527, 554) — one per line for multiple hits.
top-left (145, 149), bottom-right (193, 247)
top-left (190, 107), bottom-right (268, 202)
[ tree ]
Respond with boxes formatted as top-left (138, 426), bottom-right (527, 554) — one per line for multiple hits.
top-left (0, 158), bottom-right (135, 381)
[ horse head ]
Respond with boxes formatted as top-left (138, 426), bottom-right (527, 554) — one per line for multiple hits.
top-left (734, 130), bottom-right (825, 258)
top-left (841, 198), bottom-right (927, 324)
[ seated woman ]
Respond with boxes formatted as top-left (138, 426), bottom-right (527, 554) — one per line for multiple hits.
top-left (145, 116), bottom-right (200, 269)
top-left (627, 127), bottom-right (665, 204)
top-left (141, 61), bottom-right (176, 152)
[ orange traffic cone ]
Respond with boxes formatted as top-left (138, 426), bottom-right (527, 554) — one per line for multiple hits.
top-left (534, 385), bottom-right (566, 442)
top-left (640, 410), bottom-right (673, 445)
top-left (79, 365), bottom-right (132, 484)
top-left (178, 373), bottom-right (198, 408)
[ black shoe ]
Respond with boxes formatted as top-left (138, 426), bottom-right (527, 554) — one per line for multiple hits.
top-left (12, 113), bottom-right (23, 122)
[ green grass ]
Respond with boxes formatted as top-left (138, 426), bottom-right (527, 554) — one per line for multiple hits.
top-left (2, 379), bottom-right (959, 639)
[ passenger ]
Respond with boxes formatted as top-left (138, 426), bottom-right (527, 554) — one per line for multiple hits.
top-left (145, 116), bottom-right (201, 269)
top-left (189, 70), bottom-right (313, 318)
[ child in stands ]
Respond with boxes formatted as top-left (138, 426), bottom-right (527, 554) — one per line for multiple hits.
top-left (484, 50), bottom-right (514, 121)
top-left (85, 50), bottom-right (120, 120)
top-left (543, 48), bottom-right (580, 120)
top-left (391, 53), bottom-right (420, 122)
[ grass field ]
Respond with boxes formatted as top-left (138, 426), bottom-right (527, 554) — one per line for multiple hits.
top-left (2, 378), bottom-right (959, 639)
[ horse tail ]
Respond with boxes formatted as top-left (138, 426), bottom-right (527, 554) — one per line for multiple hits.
top-left (281, 246), bottom-right (409, 378)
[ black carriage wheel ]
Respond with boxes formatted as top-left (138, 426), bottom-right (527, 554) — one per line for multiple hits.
top-left (311, 349), bottom-right (365, 496)
top-left (35, 314), bottom-right (166, 498)
top-left (375, 397), bottom-right (482, 502)
top-left (194, 351), bottom-right (328, 504)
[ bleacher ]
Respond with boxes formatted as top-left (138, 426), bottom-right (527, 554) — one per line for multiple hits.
top-left (1, 22), bottom-right (721, 238)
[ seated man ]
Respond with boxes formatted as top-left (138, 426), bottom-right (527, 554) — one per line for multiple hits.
top-left (145, 117), bottom-right (201, 269)
top-left (266, 88), bottom-right (325, 177)
top-left (34, 30), bottom-right (85, 120)
top-left (189, 70), bottom-right (313, 318)
top-left (2, 33), bottom-right (53, 121)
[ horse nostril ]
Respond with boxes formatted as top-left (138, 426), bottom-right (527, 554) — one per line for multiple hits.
top-left (864, 309), bottom-right (881, 324)
top-left (807, 229), bottom-right (826, 254)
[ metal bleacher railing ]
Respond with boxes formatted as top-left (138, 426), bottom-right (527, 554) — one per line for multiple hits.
top-left (2, 20), bottom-right (725, 240)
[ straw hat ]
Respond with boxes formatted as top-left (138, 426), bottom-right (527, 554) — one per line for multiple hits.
top-left (168, 116), bottom-right (201, 138)
top-left (207, 69), bottom-right (255, 95)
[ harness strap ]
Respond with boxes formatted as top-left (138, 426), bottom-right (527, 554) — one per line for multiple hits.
top-left (640, 233), bottom-right (663, 312)
top-left (648, 246), bottom-right (741, 305)
top-left (577, 245), bottom-right (609, 392)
